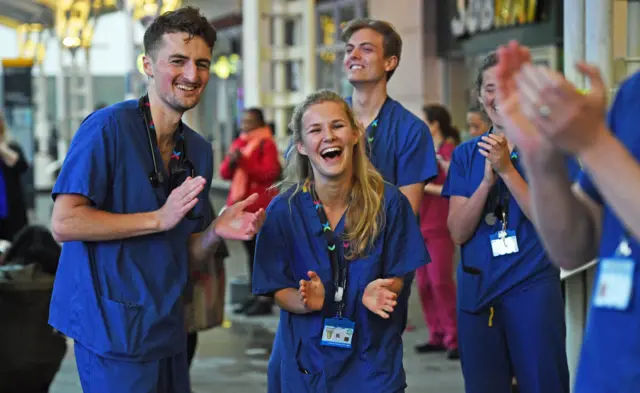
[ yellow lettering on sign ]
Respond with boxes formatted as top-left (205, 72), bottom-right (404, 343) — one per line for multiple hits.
top-left (494, 0), bottom-right (538, 27)
top-left (16, 24), bottom-right (46, 64)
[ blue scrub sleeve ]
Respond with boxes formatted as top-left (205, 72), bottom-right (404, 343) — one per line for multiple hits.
top-left (52, 113), bottom-right (112, 207)
top-left (382, 190), bottom-right (430, 278)
top-left (192, 147), bottom-right (215, 233)
top-left (252, 200), bottom-right (297, 295)
top-left (442, 145), bottom-right (469, 198)
top-left (396, 121), bottom-right (438, 187)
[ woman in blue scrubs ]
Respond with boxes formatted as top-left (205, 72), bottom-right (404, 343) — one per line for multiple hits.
top-left (442, 52), bottom-right (571, 393)
top-left (252, 89), bottom-right (428, 393)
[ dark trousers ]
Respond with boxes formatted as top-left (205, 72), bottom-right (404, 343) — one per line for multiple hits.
top-left (187, 332), bottom-right (198, 368)
top-left (243, 238), bottom-right (257, 289)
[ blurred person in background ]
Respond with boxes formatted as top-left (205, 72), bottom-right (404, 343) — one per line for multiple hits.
top-left (467, 104), bottom-right (491, 139)
top-left (220, 107), bottom-right (282, 317)
top-left (0, 225), bottom-right (66, 393)
top-left (415, 104), bottom-right (460, 360)
top-left (0, 111), bottom-right (29, 241)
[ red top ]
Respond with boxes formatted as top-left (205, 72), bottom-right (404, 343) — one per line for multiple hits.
top-left (419, 140), bottom-right (456, 238)
top-left (219, 137), bottom-right (281, 213)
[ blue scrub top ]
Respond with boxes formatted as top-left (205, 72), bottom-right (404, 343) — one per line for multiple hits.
top-left (252, 183), bottom-right (429, 392)
top-left (49, 100), bottom-right (214, 362)
top-left (574, 71), bottom-right (640, 392)
top-left (442, 133), bottom-right (579, 312)
top-left (345, 96), bottom-right (438, 187)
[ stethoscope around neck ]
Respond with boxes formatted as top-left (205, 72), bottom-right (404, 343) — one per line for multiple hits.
top-left (138, 95), bottom-right (201, 220)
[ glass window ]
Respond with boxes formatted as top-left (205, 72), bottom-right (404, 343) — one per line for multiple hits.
top-left (317, 54), bottom-right (336, 90)
top-left (338, 4), bottom-right (356, 37)
top-left (318, 9), bottom-right (337, 48)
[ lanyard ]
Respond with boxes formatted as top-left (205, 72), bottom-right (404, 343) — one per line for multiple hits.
top-left (365, 118), bottom-right (379, 159)
top-left (484, 148), bottom-right (519, 228)
top-left (310, 183), bottom-right (348, 317)
top-left (139, 95), bottom-right (201, 220)
top-left (138, 94), bottom-right (186, 184)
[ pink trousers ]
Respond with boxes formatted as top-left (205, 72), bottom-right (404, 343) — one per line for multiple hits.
top-left (416, 235), bottom-right (458, 349)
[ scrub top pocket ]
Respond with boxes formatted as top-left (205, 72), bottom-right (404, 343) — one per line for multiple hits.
top-left (88, 296), bottom-right (144, 357)
top-left (280, 357), bottom-right (328, 393)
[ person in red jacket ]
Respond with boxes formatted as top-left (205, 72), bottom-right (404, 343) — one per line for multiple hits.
top-left (416, 104), bottom-right (461, 360)
top-left (220, 107), bottom-right (281, 316)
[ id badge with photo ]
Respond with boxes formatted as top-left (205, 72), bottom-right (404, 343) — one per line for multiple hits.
top-left (490, 230), bottom-right (519, 257)
top-left (321, 317), bottom-right (355, 349)
top-left (593, 258), bottom-right (635, 311)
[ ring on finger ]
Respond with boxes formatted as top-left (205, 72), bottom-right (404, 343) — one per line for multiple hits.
top-left (539, 105), bottom-right (552, 118)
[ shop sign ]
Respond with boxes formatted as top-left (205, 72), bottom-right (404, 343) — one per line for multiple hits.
top-left (451, 0), bottom-right (541, 38)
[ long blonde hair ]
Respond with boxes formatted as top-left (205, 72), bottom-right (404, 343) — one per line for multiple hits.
top-left (279, 89), bottom-right (386, 260)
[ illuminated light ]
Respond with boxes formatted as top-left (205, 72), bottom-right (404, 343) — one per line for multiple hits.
top-left (16, 23), bottom-right (47, 64)
top-left (212, 55), bottom-right (231, 79)
top-left (133, 0), bottom-right (182, 22)
top-left (63, 36), bottom-right (82, 48)
top-left (222, 320), bottom-right (232, 329)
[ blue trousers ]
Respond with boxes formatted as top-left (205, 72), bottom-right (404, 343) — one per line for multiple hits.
top-left (74, 342), bottom-right (190, 393)
top-left (458, 277), bottom-right (569, 393)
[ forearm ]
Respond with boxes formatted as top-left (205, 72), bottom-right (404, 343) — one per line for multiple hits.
top-left (52, 205), bottom-right (161, 242)
top-left (579, 128), bottom-right (640, 240)
top-left (499, 166), bottom-right (533, 221)
top-left (274, 288), bottom-right (315, 314)
top-left (448, 182), bottom-right (492, 245)
top-left (188, 223), bottom-right (221, 269)
top-left (523, 151), bottom-right (599, 269)
top-left (424, 183), bottom-right (443, 196)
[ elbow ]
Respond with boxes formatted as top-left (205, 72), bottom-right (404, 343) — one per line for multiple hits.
top-left (447, 219), bottom-right (468, 246)
top-left (51, 215), bottom-right (71, 243)
top-left (450, 233), bottom-right (467, 246)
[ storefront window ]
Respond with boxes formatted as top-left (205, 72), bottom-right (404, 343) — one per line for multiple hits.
top-left (316, 0), bottom-right (367, 94)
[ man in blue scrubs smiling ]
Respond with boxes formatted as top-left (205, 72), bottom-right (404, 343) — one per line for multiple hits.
top-left (340, 18), bottom-right (438, 213)
top-left (495, 41), bottom-right (640, 393)
top-left (49, 7), bottom-right (265, 393)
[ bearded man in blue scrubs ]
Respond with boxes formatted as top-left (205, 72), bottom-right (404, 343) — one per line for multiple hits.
top-left (495, 41), bottom-right (640, 393)
top-left (49, 7), bottom-right (265, 393)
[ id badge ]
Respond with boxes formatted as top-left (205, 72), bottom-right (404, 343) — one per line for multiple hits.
top-left (593, 258), bottom-right (635, 311)
top-left (490, 230), bottom-right (519, 257)
top-left (321, 317), bottom-right (355, 349)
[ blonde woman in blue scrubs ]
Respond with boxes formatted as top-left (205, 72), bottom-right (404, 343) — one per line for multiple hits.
top-left (252, 90), bottom-right (428, 392)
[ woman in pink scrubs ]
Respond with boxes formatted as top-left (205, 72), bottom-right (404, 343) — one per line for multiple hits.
top-left (416, 104), bottom-right (460, 360)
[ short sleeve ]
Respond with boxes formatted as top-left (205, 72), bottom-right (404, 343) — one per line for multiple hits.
top-left (252, 199), bottom-right (297, 295)
top-left (52, 113), bottom-right (112, 207)
top-left (192, 146), bottom-right (215, 233)
top-left (382, 189), bottom-right (430, 278)
top-left (442, 145), bottom-right (469, 198)
top-left (397, 121), bottom-right (438, 187)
